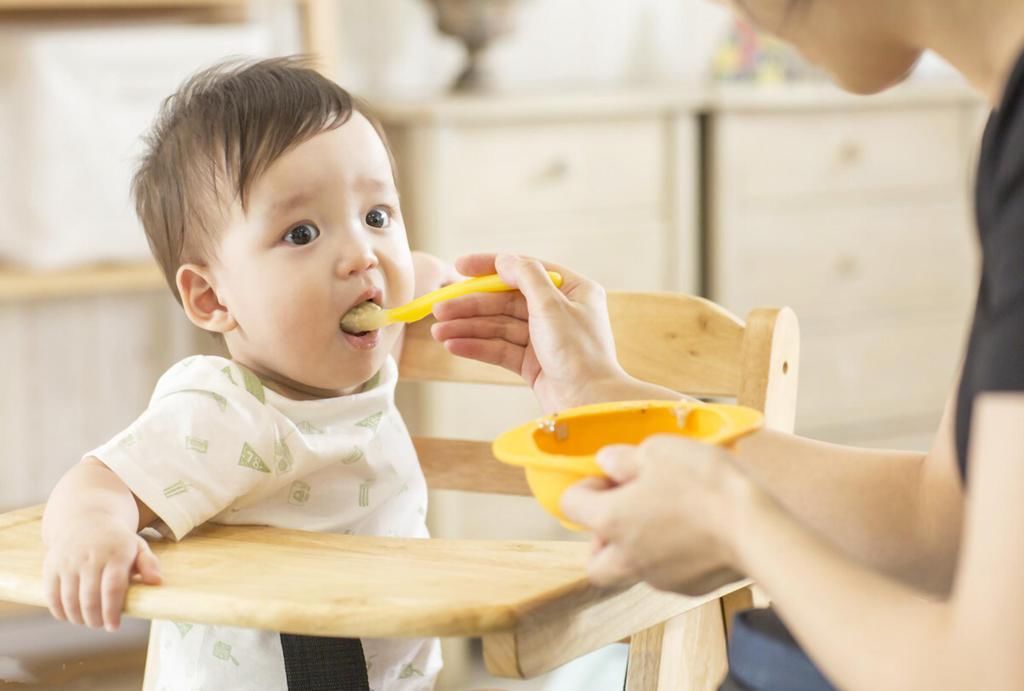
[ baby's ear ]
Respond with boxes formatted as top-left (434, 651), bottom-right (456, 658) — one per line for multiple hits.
top-left (176, 264), bottom-right (236, 334)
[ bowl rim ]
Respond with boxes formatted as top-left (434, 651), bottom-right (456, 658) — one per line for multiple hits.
top-left (492, 400), bottom-right (764, 473)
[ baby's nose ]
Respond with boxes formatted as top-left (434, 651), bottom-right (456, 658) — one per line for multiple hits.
top-left (335, 248), bottom-right (378, 277)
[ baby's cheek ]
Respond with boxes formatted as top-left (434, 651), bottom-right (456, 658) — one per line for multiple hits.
top-left (387, 245), bottom-right (416, 305)
top-left (265, 295), bottom-right (324, 343)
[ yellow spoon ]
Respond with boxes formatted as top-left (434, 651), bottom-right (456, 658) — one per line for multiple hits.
top-left (340, 271), bottom-right (564, 334)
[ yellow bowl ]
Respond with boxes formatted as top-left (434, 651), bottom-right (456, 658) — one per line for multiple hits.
top-left (492, 400), bottom-right (764, 530)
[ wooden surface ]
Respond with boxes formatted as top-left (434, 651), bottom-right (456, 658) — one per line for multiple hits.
top-left (720, 587), bottom-right (755, 642)
top-left (0, 263), bottom-right (165, 303)
top-left (414, 437), bottom-right (532, 496)
top-left (0, 504), bottom-right (594, 638)
top-left (625, 599), bottom-right (728, 691)
top-left (0, 503), bottom-right (593, 638)
top-left (483, 578), bottom-right (745, 680)
top-left (738, 307), bottom-right (800, 433)
top-left (0, 0), bottom-right (244, 7)
top-left (0, 503), bottom-right (747, 678)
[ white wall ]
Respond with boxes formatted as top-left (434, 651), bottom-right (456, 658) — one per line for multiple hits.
top-left (334, 0), bottom-right (732, 97)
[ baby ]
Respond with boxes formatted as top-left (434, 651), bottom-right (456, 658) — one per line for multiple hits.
top-left (40, 57), bottom-right (448, 691)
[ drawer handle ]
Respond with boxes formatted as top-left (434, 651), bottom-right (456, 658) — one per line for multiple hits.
top-left (837, 141), bottom-right (864, 166)
top-left (835, 255), bottom-right (860, 278)
top-left (536, 159), bottom-right (570, 182)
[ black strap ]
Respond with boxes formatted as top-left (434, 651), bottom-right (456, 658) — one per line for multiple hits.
top-left (279, 633), bottom-right (370, 691)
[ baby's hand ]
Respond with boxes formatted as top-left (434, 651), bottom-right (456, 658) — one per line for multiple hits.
top-left (42, 515), bottom-right (161, 631)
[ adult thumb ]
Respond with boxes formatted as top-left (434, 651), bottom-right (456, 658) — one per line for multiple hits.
top-left (596, 445), bottom-right (641, 485)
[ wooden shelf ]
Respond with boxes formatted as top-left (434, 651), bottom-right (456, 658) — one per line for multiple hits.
top-left (0, 0), bottom-right (246, 9)
top-left (0, 0), bottom-right (339, 88)
top-left (0, 262), bottom-right (166, 303)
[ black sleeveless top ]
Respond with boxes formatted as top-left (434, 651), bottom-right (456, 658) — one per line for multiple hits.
top-left (955, 47), bottom-right (1024, 479)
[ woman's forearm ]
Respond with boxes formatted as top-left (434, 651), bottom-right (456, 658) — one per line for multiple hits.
top-left (734, 392), bottom-right (1024, 691)
top-left (732, 428), bottom-right (962, 591)
top-left (598, 373), bottom-right (963, 590)
top-left (733, 488), bottom-right (957, 691)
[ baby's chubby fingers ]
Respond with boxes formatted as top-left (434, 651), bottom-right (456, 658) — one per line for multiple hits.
top-left (60, 571), bottom-right (83, 626)
top-left (79, 565), bottom-right (106, 629)
top-left (42, 556), bottom-right (66, 622)
top-left (98, 537), bottom-right (159, 632)
top-left (100, 563), bottom-right (131, 632)
top-left (132, 536), bottom-right (162, 586)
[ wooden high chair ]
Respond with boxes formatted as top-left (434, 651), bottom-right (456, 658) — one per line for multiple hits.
top-left (0, 292), bottom-right (799, 690)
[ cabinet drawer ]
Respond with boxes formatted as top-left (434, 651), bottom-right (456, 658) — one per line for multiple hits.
top-left (715, 108), bottom-right (966, 206)
top-left (445, 119), bottom-right (665, 220)
top-left (795, 313), bottom-right (968, 430)
top-left (711, 201), bottom-right (978, 321)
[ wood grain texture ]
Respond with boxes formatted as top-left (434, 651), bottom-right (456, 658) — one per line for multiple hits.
top-left (626, 599), bottom-right (728, 691)
top-left (414, 437), bottom-right (531, 496)
top-left (622, 601), bottom-right (729, 691)
top-left (739, 307), bottom-right (800, 433)
top-left (485, 580), bottom-right (747, 680)
top-left (720, 587), bottom-right (755, 642)
top-left (0, 505), bottom-right (600, 638)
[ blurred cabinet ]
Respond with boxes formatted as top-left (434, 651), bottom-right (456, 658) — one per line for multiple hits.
top-left (706, 84), bottom-right (985, 448)
top-left (377, 89), bottom-right (705, 541)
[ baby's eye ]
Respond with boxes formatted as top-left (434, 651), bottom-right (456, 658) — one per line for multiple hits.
top-left (365, 207), bottom-right (391, 229)
top-left (283, 223), bottom-right (320, 246)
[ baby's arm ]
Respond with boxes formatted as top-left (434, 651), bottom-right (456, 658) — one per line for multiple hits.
top-left (41, 456), bottom-right (162, 632)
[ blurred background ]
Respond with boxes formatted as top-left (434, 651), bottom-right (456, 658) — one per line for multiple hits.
top-left (0, 0), bottom-right (984, 688)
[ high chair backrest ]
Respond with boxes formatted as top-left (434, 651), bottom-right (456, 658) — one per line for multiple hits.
top-left (399, 292), bottom-right (800, 495)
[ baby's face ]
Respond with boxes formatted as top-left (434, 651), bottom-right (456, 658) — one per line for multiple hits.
top-left (210, 113), bottom-right (414, 398)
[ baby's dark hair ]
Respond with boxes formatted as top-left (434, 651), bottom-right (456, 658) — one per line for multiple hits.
top-left (132, 56), bottom-right (393, 303)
